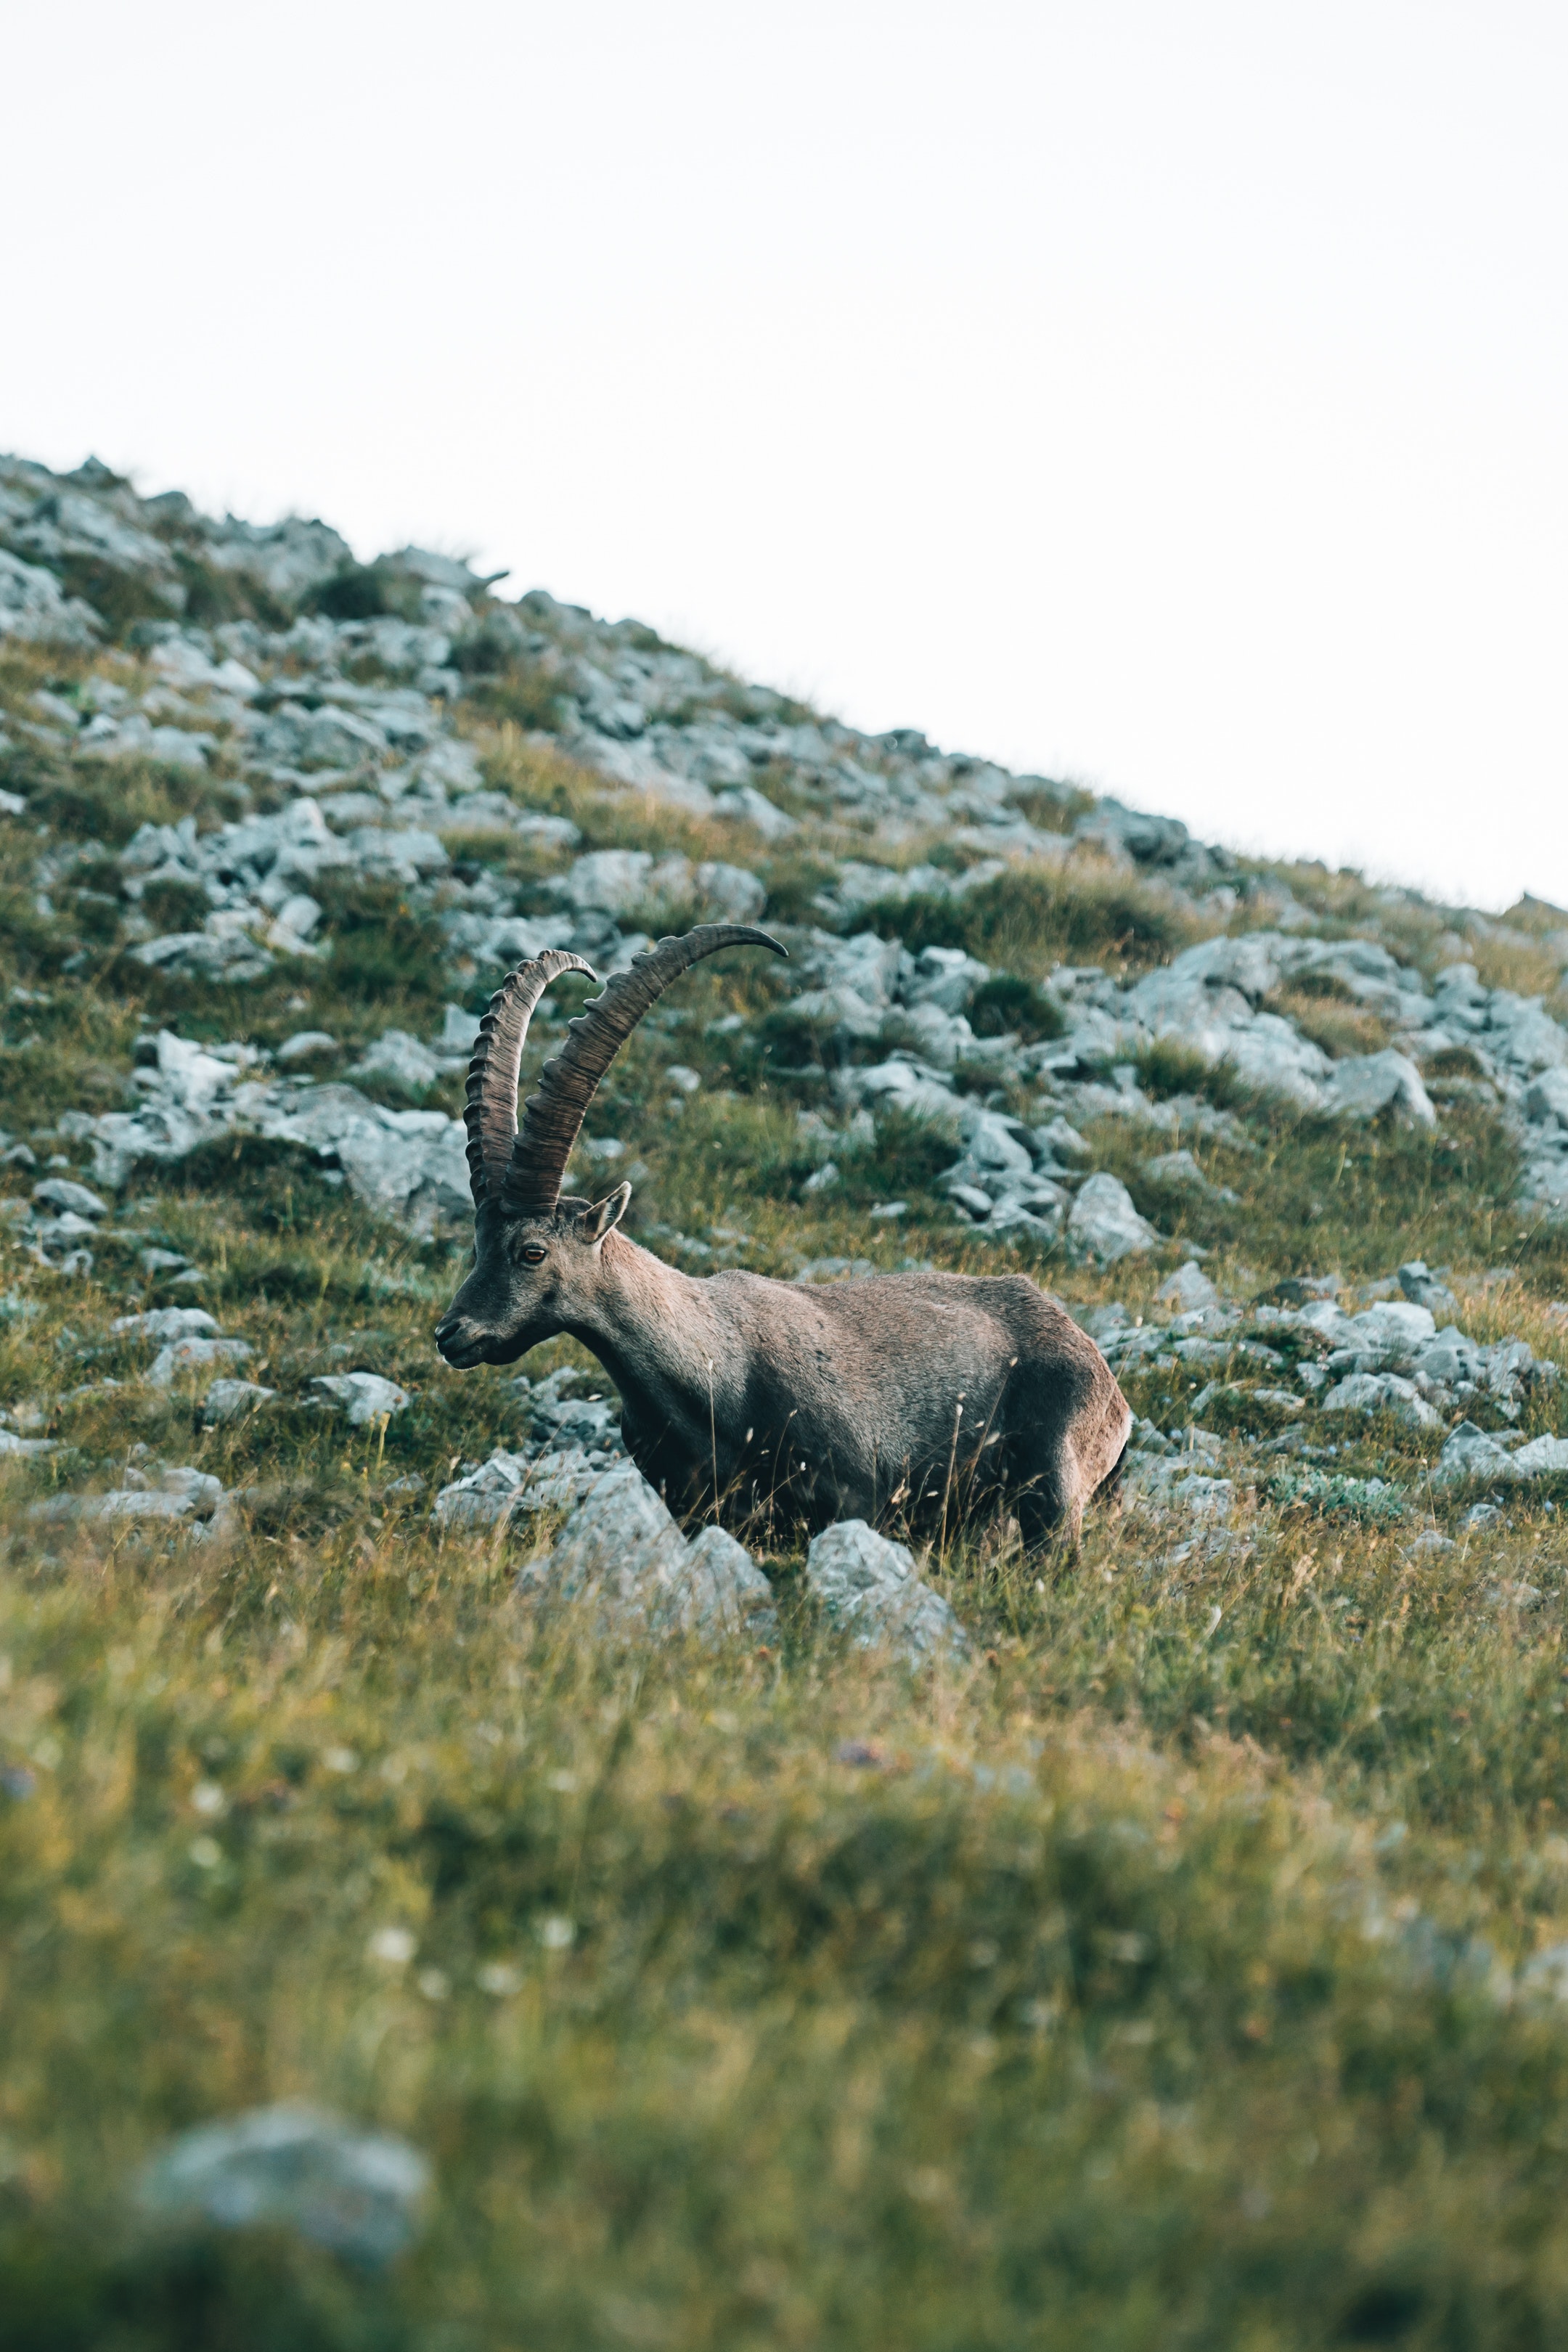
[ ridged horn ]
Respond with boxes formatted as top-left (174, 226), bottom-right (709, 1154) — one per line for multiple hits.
top-left (503, 924), bottom-right (788, 1218)
top-left (462, 949), bottom-right (599, 1206)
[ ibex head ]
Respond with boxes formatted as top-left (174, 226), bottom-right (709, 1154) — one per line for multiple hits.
top-left (434, 925), bottom-right (785, 1369)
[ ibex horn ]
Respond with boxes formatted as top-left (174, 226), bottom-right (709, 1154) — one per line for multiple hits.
top-left (462, 948), bottom-right (599, 1208)
top-left (503, 923), bottom-right (787, 1219)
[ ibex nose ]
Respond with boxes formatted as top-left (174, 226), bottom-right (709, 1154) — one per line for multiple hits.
top-left (433, 1313), bottom-right (483, 1365)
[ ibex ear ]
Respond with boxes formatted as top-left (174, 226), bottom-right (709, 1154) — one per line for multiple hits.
top-left (579, 1181), bottom-right (632, 1243)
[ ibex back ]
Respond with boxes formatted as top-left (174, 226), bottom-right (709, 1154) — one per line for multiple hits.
top-left (434, 927), bottom-right (1131, 1548)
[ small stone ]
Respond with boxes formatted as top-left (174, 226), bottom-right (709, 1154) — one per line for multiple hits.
top-left (147, 1336), bottom-right (253, 1387)
top-left (1431, 1421), bottom-right (1520, 1486)
top-left (1320, 1372), bottom-right (1444, 1430)
top-left (31, 1177), bottom-right (107, 1218)
top-left (112, 1307), bottom-right (220, 1340)
top-left (201, 1379), bottom-right (277, 1424)
top-left (804, 1521), bottom-right (968, 1663)
top-left (1067, 1172), bottom-right (1160, 1265)
top-left (1156, 1260), bottom-right (1219, 1311)
top-left (311, 1372), bottom-right (409, 1425)
top-left (276, 1029), bottom-right (339, 1063)
top-left (136, 2104), bottom-right (430, 2266)
top-left (517, 1463), bottom-right (777, 1644)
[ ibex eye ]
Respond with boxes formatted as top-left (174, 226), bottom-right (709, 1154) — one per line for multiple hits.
top-left (520, 1244), bottom-right (547, 1266)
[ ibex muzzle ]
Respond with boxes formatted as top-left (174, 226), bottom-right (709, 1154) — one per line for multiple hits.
top-left (436, 927), bottom-right (1130, 1547)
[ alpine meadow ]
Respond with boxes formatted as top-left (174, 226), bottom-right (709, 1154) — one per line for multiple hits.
top-left (5, 451), bottom-right (1568, 2351)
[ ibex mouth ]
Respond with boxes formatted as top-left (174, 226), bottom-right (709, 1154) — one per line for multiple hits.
top-left (433, 1316), bottom-right (489, 1369)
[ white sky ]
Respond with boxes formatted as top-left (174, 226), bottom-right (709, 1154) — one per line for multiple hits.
top-left (5, 2), bottom-right (1565, 912)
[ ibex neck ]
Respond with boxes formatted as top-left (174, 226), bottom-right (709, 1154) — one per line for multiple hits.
top-left (563, 1232), bottom-right (727, 1413)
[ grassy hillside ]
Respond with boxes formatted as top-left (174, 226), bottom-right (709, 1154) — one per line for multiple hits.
top-left (4, 457), bottom-right (1568, 2347)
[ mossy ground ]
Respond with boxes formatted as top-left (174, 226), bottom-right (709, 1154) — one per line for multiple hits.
top-left (5, 652), bottom-right (1568, 2345)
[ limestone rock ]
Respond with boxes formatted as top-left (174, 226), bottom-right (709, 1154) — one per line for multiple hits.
top-left (1512, 1434), bottom-right (1568, 1477)
top-left (804, 1520), bottom-right (968, 1662)
top-left (136, 2102), bottom-right (429, 2266)
top-left (147, 1336), bottom-right (253, 1387)
top-left (1156, 1261), bottom-right (1219, 1310)
top-left (516, 1462), bottom-right (777, 1643)
top-left (1323, 1050), bottom-right (1437, 1129)
top-left (311, 1373), bottom-right (409, 1425)
top-left (32, 1177), bottom-right (107, 1218)
top-left (1067, 1172), bottom-right (1161, 1265)
top-left (1430, 1421), bottom-right (1520, 1485)
top-left (202, 1380), bottom-right (278, 1424)
top-left (1320, 1371), bottom-right (1445, 1430)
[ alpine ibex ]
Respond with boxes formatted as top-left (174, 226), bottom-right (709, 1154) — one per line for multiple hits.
top-left (434, 926), bottom-right (1130, 1547)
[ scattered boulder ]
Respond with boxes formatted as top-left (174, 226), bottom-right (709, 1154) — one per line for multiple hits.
top-left (1156, 1260), bottom-right (1219, 1311)
top-left (311, 1373), bottom-right (409, 1425)
top-left (31, 1177), bottom-right (107, 1218)
top-left (1511, 1434), bottom-right (1568, 1477)
top-left (350, 1030), bottom-right (444, 1091)
top-left (113, 1307), bottom-right (220, 1341)
top-left (148, 1336), bottom-right (253, 1387)
top-left (1142, 1148), bottom-right (1237, 1201)
top-left (201, 1379), bottom-right (277, 1424)
top-left (1323, 1050), bottom-right (1437, 1129)
top-left (1430, 1421), bottom-right (1520, 1485)
top-left (30, 1466), bottom-right (228, 1528)
top-left (136, 2102), bottom-right (430, 2267)
top-left (1066, 1173), bottom-right (1161, 1265)
top-left (1320, 1372), bottom-right (1445, 1431)
top-left (804, 1521), bottom-right (968, 1663)
top-left (516, 1462), bottom-right (777, 1643)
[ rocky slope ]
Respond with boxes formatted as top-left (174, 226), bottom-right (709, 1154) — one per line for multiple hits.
top-left (12, 454), bottom-right (1568, 2341)
top-left (3, 446), bottom-right (1568, 1572)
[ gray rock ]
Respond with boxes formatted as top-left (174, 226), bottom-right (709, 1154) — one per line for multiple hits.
top-left (1398, 1259), bottom-right (1458, 1312)
top-left (0, 547), bottom-right (102, 645)
top-left (201, 1379), bottom-right (277, 1424)
top-left (1066, 1172), bottom-right (1160, 1265)
top-left (112, 1307), bottom-right (220, 1340)
top-left (350, 1030), bottom-right (444, 1091)
top-left (1142, 1148), bottom-right (1238, 1202)
top-left (136, 2102), bottom-right (429, 2266)
top-left (671, 1525), bottom-right (779, 1641)
top-left (804, 1520), bottom-right (968, 1662)
top-left (432, 1449), bottom-right (565, 1530)
top-left (1156, 1260), bottom-right (1219, 1311)
top-left (1431, 1421), bottom-right (1521, 1485)
top-left (311, 1373), bottom-right (409, 1425)
top-left (1524, 1071), bottom-right (1568, 1125)
top-left (713, 783), bottom-right (797, 838)
top-left (131, 929), bottom-right (274, 984)
top-left (30, 1466), bottom-right (226, 1527)
top-left (694, 859), bottom-right (767, 923)
top-left (31, 1177), bottom-right (107, 1218)
top-left (516, 1462), bottom-right (776, 1643)
top-left (1512, 1434), bottom-right (1568, 1476)
top-left (435, 1004), bottom-right (479, 1054)
top-left (1323, 1050), bottom-right (1437, 1128)
top-left (147, 1336), bottom-right (253, 1387)
top-left (0, 1428), bottom-right (57, 1458)
top-left (277, 1029), bottom-right (340, 1064)
top-left (1320, 1371), bottom-right (1445, 1429)
top-left (563, 848), bottom-right (690, 916)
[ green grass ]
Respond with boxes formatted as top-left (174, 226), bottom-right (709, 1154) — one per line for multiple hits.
top-left (6, 640), bottom-right (1568, 2344)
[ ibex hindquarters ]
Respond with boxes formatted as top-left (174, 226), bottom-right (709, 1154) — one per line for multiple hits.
top-left (434, 926), bottom-right (1132, 1553)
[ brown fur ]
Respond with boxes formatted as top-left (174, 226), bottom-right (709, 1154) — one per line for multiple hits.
top-left (436, 1194), bottom-right (1132, 1550)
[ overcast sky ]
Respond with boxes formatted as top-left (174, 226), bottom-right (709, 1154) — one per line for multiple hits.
top-left (6, 2), bottom-right (1564, 912)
